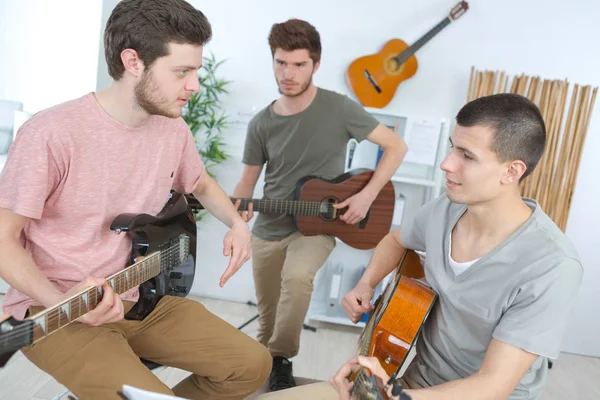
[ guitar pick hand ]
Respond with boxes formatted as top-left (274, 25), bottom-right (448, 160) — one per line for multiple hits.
top-left (333, 191), bottom-right (376, 225)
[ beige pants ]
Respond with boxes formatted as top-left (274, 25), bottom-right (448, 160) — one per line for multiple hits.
top-left (22, 296), bottom-right (271, 400)
top-left (254, 376), bottom-right (422, 399)
top-left (252, 232), bottom-right (336, 358)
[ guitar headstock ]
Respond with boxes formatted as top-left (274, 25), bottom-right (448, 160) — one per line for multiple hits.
top-left (449, 1), bottom-right (469, 20)
top-left (0, 315), bottom-right (34, 367)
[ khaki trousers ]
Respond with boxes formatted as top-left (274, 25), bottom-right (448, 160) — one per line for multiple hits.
top-left (254, 376), bottom-right (423, 399)
top-left (251, 232), bottom-right (336, 358)
top-left (23, 296), bottom-right (271, 400)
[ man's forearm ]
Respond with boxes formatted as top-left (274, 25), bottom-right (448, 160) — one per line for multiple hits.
top-left (405, 374), bottom-right (510, 400)
top-left (194, 174), bottom-right (245, 228)
top-left (0, 240), bottom-right (62, 309)
top-left (231, 182), bottom-right (256, 199)
top-left (359, 231), bottom-right (407, 289)
top-left (361, 143), bottom-right (406, 199)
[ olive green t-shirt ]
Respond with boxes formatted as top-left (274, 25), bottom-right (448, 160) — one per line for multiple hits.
top-left (242, 88), bottom-right (380, 240)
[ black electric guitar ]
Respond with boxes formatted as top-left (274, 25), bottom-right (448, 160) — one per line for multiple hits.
top-left (0, 192), bottom-right (197, 367)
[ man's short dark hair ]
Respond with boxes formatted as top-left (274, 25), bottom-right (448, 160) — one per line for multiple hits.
top-left (268, 19), bottom-right (322, 64)
top-left (104, 0), bottom-right (212, 80)
top-left (456, 93), bottom-right (546, 181)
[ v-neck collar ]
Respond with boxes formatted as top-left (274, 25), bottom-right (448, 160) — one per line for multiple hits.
top-left (443, 198), bottom-right (540, 281)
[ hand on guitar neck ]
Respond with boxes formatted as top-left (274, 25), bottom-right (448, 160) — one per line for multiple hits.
top-left (234, 199), bottom-right (255, 223)
top-left (54, 277), bottom-right (125, 327)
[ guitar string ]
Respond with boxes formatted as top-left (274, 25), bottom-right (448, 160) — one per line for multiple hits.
top-left (237, 199), bottom-right (328, 214)
top-left (235, 199), bottom-right (346, 215)
top-left (353, 370), bottom-right (387, 400)
top-left (0, 244), bottom-right (186, 343)
top-left (1, 245), bottom-right (182, 343)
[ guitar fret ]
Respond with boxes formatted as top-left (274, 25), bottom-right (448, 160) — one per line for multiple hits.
top-left (25, 244), bottom-right (185, 347)
top-left (396, 18), bottom-right (450, 64)
top-left (61, 303), bottom-right (71, 324)
top-left (47, 309), bottom-right (58, 335)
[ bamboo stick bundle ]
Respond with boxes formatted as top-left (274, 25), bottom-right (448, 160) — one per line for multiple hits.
top-left (467, 66), bottom-right (475, 102)
top-left (557, 86), bottom-right (597, 230)
top-left (496, 71), bottom-right (507, 94)
top-left (539, 81), bottom-right (569, 210)
top-left (522, 79), bottom-right (556, 200)
top-left (551, 84), bottom-right (581, 225)
top-left (516, 74), bottom-right (529, 96)
top-left (510, 74), bottom-right (519, 93)
top-left (486, 71), bottom-right (497, 95)
top-left (530, 80), bottom-right (561, 203)
top-left (465, 66), bottom-right (598, 231)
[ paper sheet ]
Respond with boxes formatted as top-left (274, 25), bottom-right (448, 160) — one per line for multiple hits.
top-left (120, 385), bottom-right (188, 400)
top-left (402, 117), bottom-right (442, 166)
top-left (392, 195), bottom-right (405, 226)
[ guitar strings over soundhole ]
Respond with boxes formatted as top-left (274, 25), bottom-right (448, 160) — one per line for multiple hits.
top-left (320, 197), bottom-right (344, 221)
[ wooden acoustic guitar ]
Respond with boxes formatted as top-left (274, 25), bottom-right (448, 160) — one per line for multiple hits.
top-left (187, 168), bottom-right (395, 250)
top-left (351, 250), bottom-right (437, 399)
top-left (0, 192), bottom-right (197, 367)
top-left (346, 1), bottom-right (469, 108)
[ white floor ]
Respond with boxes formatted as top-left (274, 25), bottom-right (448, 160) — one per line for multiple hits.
top-left (0, 295), bottom-right (598, 399)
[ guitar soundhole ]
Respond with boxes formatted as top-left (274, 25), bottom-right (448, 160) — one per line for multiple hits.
top-left (320, 197), bottom-right (339, 222)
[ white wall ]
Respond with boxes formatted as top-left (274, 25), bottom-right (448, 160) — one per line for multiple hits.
top-left (0, 0), bottom-right (103, 113)
top-left (164, 0), bottom-right (599, 358)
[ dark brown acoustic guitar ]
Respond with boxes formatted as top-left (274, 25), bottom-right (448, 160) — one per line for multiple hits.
top-left (187, 168), bottom-right (395, 250)
top-left (346, 1), bottom-right (469, 108)
top-left (351, 250), bottom-right (437, 399)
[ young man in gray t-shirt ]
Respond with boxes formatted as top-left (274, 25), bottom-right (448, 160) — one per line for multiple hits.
top-left (231, 19), bottom-right (408, 392)
top-left (258, 94), bottom-right (583, 400)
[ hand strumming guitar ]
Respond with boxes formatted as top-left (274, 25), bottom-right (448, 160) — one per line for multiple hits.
top-left (333, 190), bottom-right (377, 225)
top-left (342, 281), bottom-right (375, 323)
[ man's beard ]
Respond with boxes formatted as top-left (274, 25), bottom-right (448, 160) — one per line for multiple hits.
top-left (134, 70), bottom-right (178, 118)
top-left (277, 75), bottom-right (313, 97)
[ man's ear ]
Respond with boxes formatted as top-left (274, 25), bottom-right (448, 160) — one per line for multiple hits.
top-left (313, 60), bottom-right (320, 74)
top-left (502, 160), bottom-right (527, 184)
top-left (120, 49), bottom-right (144, 78)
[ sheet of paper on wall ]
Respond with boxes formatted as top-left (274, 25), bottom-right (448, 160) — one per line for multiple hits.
top-left (119, 385), bottom-right (189, 400)
top-left (392, 194), bottom-right (405, 226)
top-left (402, 117), bottom-right (442, 166)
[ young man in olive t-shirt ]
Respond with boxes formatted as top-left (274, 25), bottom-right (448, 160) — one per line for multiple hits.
top-left (231, 18), bottom-right (408, 392)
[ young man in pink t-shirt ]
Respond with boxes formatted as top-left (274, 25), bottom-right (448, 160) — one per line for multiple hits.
top-left (0, 0), bottom-right (270, 399)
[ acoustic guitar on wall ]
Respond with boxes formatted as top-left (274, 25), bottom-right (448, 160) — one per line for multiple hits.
top-left (346, 1), bottom-right (469, 109)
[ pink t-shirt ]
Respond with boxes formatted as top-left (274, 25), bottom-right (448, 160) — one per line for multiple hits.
top-left (0, 93), bottom-right (204, 319)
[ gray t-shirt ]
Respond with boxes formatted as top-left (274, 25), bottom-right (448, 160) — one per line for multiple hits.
top-left (242, 88), bottom-right (380, 240)
top-left (401, 195), bottom-right (583, 399)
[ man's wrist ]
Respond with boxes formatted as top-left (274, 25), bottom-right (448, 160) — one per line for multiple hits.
top-left (359, 186), bottom-right (379, 202)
